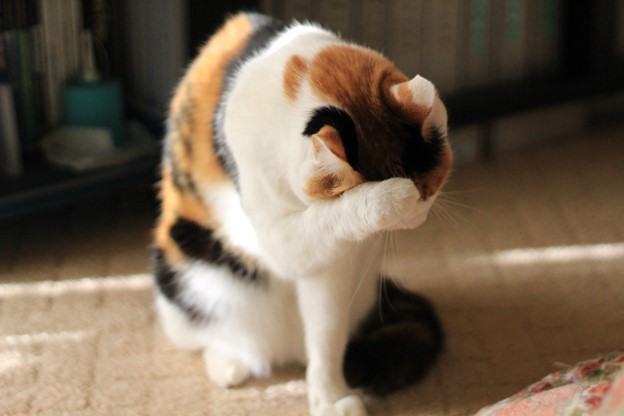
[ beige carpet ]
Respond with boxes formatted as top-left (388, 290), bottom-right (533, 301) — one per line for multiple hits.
top-left (1, 124), bottom-right (624, 415)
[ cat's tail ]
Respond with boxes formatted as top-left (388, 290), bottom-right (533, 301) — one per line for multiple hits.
top-left (343, 278), bottom-right (444, 396)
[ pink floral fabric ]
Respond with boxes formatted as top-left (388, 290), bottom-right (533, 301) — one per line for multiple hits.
top-left (475, 352), bottom-right (624, 416)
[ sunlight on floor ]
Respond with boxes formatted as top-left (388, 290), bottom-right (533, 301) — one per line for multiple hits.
top-left (0, 274), bottom-right (152, 297)
top-left (475, 242), bottom-right (624, 266)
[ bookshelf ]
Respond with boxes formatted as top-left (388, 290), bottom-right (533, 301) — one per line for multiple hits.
top-left (262, 0), bottom-right (624, 157)
top-left (1, 0), bottom-right (624, 219)
top-left (446, 66), bottom-right (624, 130)
top-left (0, 0), bottom-right (175, 219)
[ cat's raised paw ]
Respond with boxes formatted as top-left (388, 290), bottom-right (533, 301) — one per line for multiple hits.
top-left (314, 395), bottom-right (368, 416)
top-left (364, 177), bottom-right (424, 231)
top-left (203, 349), bottom-right (250, 388)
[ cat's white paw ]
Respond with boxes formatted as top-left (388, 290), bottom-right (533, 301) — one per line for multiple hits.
top-left (203, 348), bottom-right (250, 388)
top-left (364, 177), bottom-right (426, 231)
top-left (313, 395), bottom-right (368, 416)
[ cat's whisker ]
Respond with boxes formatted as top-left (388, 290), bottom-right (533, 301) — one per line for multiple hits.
top-left (379, 231), bottom-right (396, 315)
top-left (432, 193), bottom-right (484, 230)
top-left (432, 202), bottom-right (460, 229)
top-left (381, 229), bottom-right (393, 273)
top-left (438, 186), bottom-right (483, 196)
top-left (349, 235), bottom-right (382, 309)
top-left (437, 195), bottom-right (480, 212)
top-left (381, 278), bottom-right (387, 323)
top-left (437, 191), bottom-right (484, 216)
top-left (387, 230), bottom-right (408, 297)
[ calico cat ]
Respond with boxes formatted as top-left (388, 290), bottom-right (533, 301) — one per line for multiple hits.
top-left (153, 12), bottom-right (452, 416)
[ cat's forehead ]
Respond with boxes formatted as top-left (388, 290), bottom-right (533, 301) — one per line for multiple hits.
top-left (308, 45), bottom-right (407, 112)
top-left (283, 44), bottom-right (406, 109)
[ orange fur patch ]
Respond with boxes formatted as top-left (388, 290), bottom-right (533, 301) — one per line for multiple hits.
top-left (172, 14), bottom-right (254, 185)
top-left (308, 45), bottom-right (407, 117)
top-left (283, 55), bottom-right (308, 101)
top-left (156, 14), bottom-right (256, 263)
top-left (155, 167), bottom-right (215, 265)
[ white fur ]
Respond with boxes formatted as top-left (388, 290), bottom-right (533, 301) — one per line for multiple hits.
top-left (166, 260), bottom-right (305, 376)
top-left (158, 22), bottom-right (446, 416)
top-left (391, 74), bottom-right (449, 138)
top-left (391, 75), bottom-right (435, 109)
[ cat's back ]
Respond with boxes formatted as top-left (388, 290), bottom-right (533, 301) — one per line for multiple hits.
top-left (156, 13), bottom-right (284, 262)
top-left (164, 13), bottom-right (283, 188)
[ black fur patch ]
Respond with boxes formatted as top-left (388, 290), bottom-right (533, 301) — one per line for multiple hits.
top-left (213, 13), bottom-right (285, 183)
top-left (152, 247), bottom-right (212, 324)
top-left (170, 217), bottom-right (261, 284)
top-left (343, 279), bottom-right (444, 396)
top-left (152, 247), bottom-right (178, 302)
top-left (402, 125), bottom-right (445, 175)
top-left (303, 106), bottom-right (360, 169)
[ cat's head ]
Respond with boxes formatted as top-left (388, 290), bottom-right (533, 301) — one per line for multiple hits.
top-left (290, 45), bottom-right (452, 202)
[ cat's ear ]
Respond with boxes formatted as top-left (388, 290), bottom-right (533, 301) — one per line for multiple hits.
top-left (304, 126), bottom-right (363, 199)
top-left (389, 75), bottom-right (448, 136)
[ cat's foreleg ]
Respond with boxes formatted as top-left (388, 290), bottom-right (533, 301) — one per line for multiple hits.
top-left (260, 177), bottom-right (429, 279)
top-left (296, 270), bottom-right (368, 416)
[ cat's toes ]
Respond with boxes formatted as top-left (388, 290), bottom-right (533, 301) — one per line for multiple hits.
top-left (203, 349), bottom-right (250, 388)
top-left (314, 395), bottom-right (368, 416)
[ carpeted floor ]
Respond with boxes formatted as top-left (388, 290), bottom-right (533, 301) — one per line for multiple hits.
top-left (1, 123), bottom-right (623, 415)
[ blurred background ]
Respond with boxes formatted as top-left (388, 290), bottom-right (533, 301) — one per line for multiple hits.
top-left (2, 2), bottom-right (624, 415)
top-left (1, 0), bottom-right (624, 217)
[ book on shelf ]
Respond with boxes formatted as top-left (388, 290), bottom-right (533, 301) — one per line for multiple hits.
top-left (123, 1), bottom-right (187, 117)
top-left (359, 0), bottom-right (386, 52)
top-left (0, 0), bottom-right (136, 165)
top-left (489, 0), bottom-right (529, 83)
top-left (0, 0), bottom-right (86, 157)
top-left (1, 5), bottom-right (23, 176)
top-left (83, 0), bottom-right (126, 79)
top-left (0, 77), bottom-right (23, 176)
top-left (39, 0), bottom-right (83, 127)
top-left (456, 0), bottom-right (491, 91)
top-left (420, 0), bottom-right (460, 94)
top-left (526, 0), bottom-right (560, 77)
top-left (320, 0), bottom-right (350, 38)
top-left (2, 0), bottom-right (42, 152)
top-left (283, 0), bottom-right (313, 23)
top-left (388, 0), bottom-right (423, 78)
top-left (617, 0), bottom-right (624, 60)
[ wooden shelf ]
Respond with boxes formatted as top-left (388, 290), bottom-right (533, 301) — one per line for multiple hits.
top-left (0, 153), bottom-right (159, 219)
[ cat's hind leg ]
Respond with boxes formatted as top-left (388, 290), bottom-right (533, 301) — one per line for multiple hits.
top-left (157, 292), bottom-right (254, 388)
top-left (155, 293), bottom-right (206, 351)
top-left (203, 347), bottom-right (251, 388)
